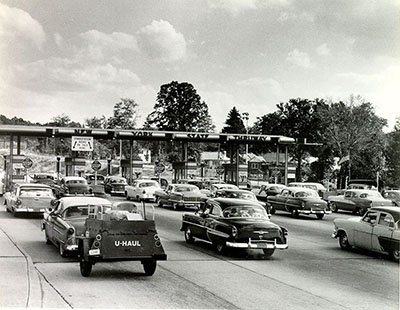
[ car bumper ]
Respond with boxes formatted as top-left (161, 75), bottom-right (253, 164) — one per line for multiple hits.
top-left (14, 208), bottom-right (46, 213)
top-left (226, 238), bottom-right (288, 250)
top-left (65, 244), bottom-right (78, 251)
top-left (170, 199), bottom-right (202, 207)
top-left (110, 190), bottom-right (125, 194)
top-left (298, 209), bottom-right (331, 215)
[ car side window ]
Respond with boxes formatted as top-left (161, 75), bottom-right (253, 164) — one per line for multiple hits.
top-left (378, 213), bottom-right (395, 228)
top-left (210, 205), bottom-right (222, 216)
top-left (362, 211), bottom-right (378, 224)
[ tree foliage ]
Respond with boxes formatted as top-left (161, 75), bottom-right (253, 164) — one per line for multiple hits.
top-left (107, 98), bottom-right (138, 129)
top-left (221, 107), bottom-right (246, 134)
top-left (146, 81), bottom-right (214, 132)
top-left (385, 118), bottom-right (400, 187)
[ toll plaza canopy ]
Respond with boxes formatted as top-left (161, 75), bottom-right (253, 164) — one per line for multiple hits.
top-left (0, 125), bottom-right (295, 145)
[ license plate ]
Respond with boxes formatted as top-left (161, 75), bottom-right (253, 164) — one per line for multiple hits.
top-left (89, 249), bottom-right (100, 256)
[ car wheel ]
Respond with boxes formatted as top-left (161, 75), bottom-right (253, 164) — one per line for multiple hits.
top-left (291, 208), bottom-right (300, 218)
top-left (184, 227), bottom-right (195, 244)
top-left (142, 259), bottom-right (157, 276)
top-left (80, 259), bottom-right (92, 277)
top-left (157, 198), bottom-right (163, 208)
top-left (172, 203), bottom-right (180, 211)
top-left (316, 214), bottom-right (324, 220)
top-left (389, 249), bottom-right (400, 262)
top-left (59, 243), bottom-right (67, 257)
top-left (330, 202), bottom-right (338, 212)
top-left (269, 206), bottom-right (276, 215)
top-left (125, 192), bottom-right (130, 200)
top-left (339, 232), bottom-right (351, 250)
top-left (263, 249), bottom-right (275, 257)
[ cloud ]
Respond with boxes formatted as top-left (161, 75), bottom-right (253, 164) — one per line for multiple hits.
top-left (137, 20), bottom-right (187, 62)
top-left (286, 49), bottom-right (311, 68)
top-left (80, 30), bottom-right (138, 52)
top-left (316, 43), bottom-right (331, 56)
top-left (236, 77), bottom-right (283, 97)
top-left (208, 0), bottom-right (290, 15)
top-left (0, 3), bottom-right (46, 49)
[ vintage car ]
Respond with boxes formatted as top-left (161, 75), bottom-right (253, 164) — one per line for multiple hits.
top-left (155, 183), bottom-right (207, 210)
top-left (125, 179), bottom-right (161, 202)
top-left (288, 182), bottom-right (327, 199)
top-left (104, 176), bottom-right (128, 195)
top-left (4, 183), bottom-right (55, 215)
top-left (85, 174), bottom-right (105, 185)
top-left (42, 196), bottom-right (112, 257)
top-left (332, 206), bottom-right (400, 261)
top-left (76, 201), bottom-right (167, 277)
top-left (250, 182), bottom-right (286, 202)
top-left (328, 189), bottom-right (393, 215)
top-left (0, 178), bottom-right (4, 197)
top-left (178, 179), bottom-right (212, 196)
top-left (266, 187), bottom-right (331, 219)
top-left (209, 183), bottom-right (239, 197)
top-left (181, 198), bottom-right (288, 257)
top-left (382, 190), bottom-right (400, 207)
top-left (31, 173), bottom-right (57, 186)
top-left (214, 188), bottom-right (267, 211)
top-left (52, 176), bottom-right (92, 198)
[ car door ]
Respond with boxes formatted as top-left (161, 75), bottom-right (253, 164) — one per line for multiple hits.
top-left (204, 204), bottom-right (224, 243)
top-left (269, 189), bottom-right (288, 211)
top-left (339, 191), bottom-right (355, 211)
top-left (354, 210), bottom-right (378, 249)
top-left (371, 212), bottom-right (396, 253)
top-left (190, 202), bottom-right (212, 240)
top-left (45, 200), bottom-right (61, 241)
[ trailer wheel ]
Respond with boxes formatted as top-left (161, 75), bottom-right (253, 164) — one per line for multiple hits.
top-left (80, 260), bottom-right (92, 277)
top-left (142, 259), bottom-right (157, 276)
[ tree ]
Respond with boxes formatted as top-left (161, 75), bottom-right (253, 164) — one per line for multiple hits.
top-left (221, 107), bottom-right (246, 134)
top-left (384, 118), bottom-right (400, 187)
top-left (146, 81), bottom-right (214, 132)
top-left (316, 95), bottom-right (387, 188)
top-left (145, 81), bottom-right (215, 162)
top-left (84, 116), bottom-right (107, 129)
top-left (107, 98), bottom-right (138, 129)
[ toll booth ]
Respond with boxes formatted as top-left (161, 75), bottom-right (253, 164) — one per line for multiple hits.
top-left (64, 157), bottom-right (86, 177)
top-left (121, 159), bottom-right (144, 183)
top-left (223, 163), bottom-right (248, 188)
top-left (3, 154), bottom-right (27, 189)
top-left (172, 161), bottom-right (198, 182)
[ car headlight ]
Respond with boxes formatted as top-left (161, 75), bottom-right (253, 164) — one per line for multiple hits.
top-left (232, 226), bottom-right (238, 237)
top-left (301, 202), bottom-right (305, 208)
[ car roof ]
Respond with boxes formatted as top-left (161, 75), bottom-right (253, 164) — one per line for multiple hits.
top-left (63, 176), bottom-right (86, 181)
top-left (18, 183), bottom-right (52, 189)
top-left (370, 206), bottom-right (400, 221)
top-left (288, 182), bottom-right (326, 189)
top-left (59, 196), bottom-right (111, 208)
top-left (172, 183), bottom-right (198, 188)
top-left (219, 189), bottom-right (254, 194)
top-left (345, 189), bottom-right (380, 194)
top-left (212, 197), bottom-right (264, 208)
top-left (284, 187), bottom-right (317, 193)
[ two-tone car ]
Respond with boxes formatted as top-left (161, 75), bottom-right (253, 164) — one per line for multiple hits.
top-left (52, 176), bottom-right (92, 198)
top-left (214, 188), bottom-right (269, 213)
top-left (266, 187), bottom-right (331, 219)
top-left (104, 176), bottom-right (127, 196)
top-left (382, 189), bottom-right (400, 207)
top-left (125, 179), bottom-right (161, 202)
top-left (250, 182), bottom-right (286, 202)
top-left (332, 206), bottom-right (400, 261)
top-left (155, 183), bottom-right (207, 211)
top-left (181, 198), bottom-right (288, 257)
top-left (4, 183), bottom-right (55, 216)
top-left (42, 196), bottom-right (112, 257)
top-left (328, 189), bottom-right (393, 216)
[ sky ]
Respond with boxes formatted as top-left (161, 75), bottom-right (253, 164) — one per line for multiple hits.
top-left (0, 0), bottom-right (399, 132)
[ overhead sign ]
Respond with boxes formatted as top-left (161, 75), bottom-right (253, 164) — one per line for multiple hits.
top-left (22, 157), bottom-right (33, 169)
top-left (91, 160), bottom-right (102, 171)
top-left (71, 136), bottom-right (93, 151)
top-left (154, 163), bottom-right (165, 174)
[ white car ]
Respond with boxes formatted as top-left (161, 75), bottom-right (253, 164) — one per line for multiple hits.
top-left (125, 179), bottom-right (161, 202)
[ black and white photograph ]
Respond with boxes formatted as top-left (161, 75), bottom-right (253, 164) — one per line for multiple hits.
top-left (0, 1), bottom-right (399, 309)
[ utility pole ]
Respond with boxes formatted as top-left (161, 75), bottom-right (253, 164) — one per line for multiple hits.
top-left (242, 112), bottom-right (249, 163)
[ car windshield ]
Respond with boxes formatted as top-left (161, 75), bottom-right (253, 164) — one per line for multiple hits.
top-left (66, 180), bottom-right (86, 185)
top-left (176, 186), bottom-right (199, 192)
top-left (360, 192), bottom-right (383, 199)
top-left (111, 179), bottom-right (127, 184)
top-left (139, 182), bottom-right (158, 188)
top-left (227, 192), bottom-right (256, 200)
top-left (19, 188), bottom-right (53, 197)
top-left (295, 191), bottom-right (319, 198)
top-left (222, 205), bottom-right (268, 219)
top-left (64, 205), bottom-right (111, 218)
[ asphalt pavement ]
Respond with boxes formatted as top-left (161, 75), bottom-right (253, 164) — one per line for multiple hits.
top-left (0, 200), bottom-right (68, 308)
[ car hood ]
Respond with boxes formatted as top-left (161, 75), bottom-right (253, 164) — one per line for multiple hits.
top-left (176, 192), bottom-right (205, 198)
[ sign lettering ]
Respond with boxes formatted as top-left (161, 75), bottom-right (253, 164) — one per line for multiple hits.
top-left (187, 133), bottom-right (209, 139)
top-left (71, 136), bottom-right (93, 151)
top-left (74, 129), bottom-right (93, 135)
top-left (132, 131), bottom-right (153, 137)
top-left (114, 240), bottom-right (142, 247)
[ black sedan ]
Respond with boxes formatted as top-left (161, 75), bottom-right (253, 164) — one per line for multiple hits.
top-left (181, 198), bottom-right (288, 257)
